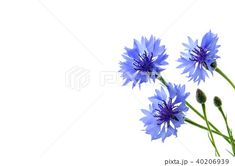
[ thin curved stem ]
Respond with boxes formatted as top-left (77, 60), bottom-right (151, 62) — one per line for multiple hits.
top-left (216, 68), bottom-right (235, 90)
top-left (158, 76), bottom-right (167, 86)
top-left (202, 103), bottom-right (220, 156)
top-left (217, 106), bottom-right (235, 156)
top-left (185, 118), bottom-right (229, 140)
top-left (186, 102), bottom-right (233, 144)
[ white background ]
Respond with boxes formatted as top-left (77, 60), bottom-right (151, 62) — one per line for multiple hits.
top-left (0, 0), bottom-right (235, 165)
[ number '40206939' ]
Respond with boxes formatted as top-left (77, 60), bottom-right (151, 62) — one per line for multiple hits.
top-left (196, 159), bottom-right (229, 165)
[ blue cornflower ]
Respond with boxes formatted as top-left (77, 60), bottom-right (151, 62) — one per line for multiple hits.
top-left (119, 36), bottom-right (168, 88)
top-left (140, 83), bottom-right (189, 141)
top-left (177, 31), bottom-right (220, 84)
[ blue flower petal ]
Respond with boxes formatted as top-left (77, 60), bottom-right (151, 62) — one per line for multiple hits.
top-left (177, 31), bottom-right (220, 84)
top-left (141, 83), bottom-right (189, 141)
top-left (120, 36), bottom-right (169, 88)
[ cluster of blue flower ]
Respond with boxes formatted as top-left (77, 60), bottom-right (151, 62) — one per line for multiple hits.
top-left (120, 31), bottom-right (219, 140)
top-left (119, 31), bottom-right (235, 156)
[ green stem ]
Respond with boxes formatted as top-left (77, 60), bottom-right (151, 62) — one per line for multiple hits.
top-left (158, 76), bottom-right (167, 86)
top-left (186, 102), bottom-right (232, 144)
top-left (186, 102), bottom-right (205, 120)
top-left (187, 103), bottom-right (220, 133)
top-left (202, 103), bottom-right (220, 156)
top-left (218, 106), bottom-right (235, 156)
top-left (215, 68), bottom-right (235, 90)
top-left (185, 118), bottom-right (229, 140)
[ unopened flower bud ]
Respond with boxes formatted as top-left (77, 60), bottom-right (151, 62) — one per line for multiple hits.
top-left (196, 89), bottom-right (207, 104)
top-left (210, 61), bottom-right (217, 69)
top-left (214, 96), bottom-right (222, 108)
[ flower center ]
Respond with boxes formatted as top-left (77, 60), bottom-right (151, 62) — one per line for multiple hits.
top-left (189, 46), bottom-right (209, 69)
top-left (154, 98), bottom-right (180, 125)
top-left (133, 51), bottom-right (154, 72)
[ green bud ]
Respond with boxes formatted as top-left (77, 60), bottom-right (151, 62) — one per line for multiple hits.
top-left (210, 61), bottom-right (217, 69)
top-left (196, 89), bottom-right (207, 104)
top-left (214, 96), bottom-right (222, 108)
